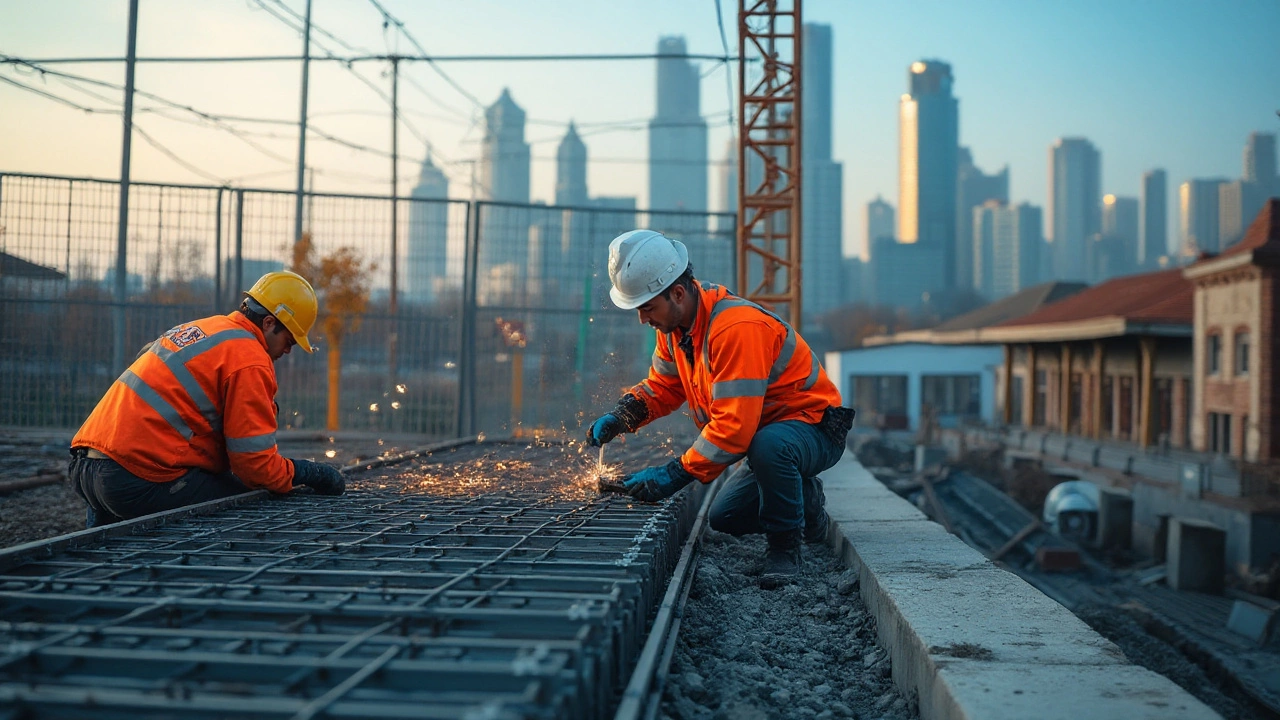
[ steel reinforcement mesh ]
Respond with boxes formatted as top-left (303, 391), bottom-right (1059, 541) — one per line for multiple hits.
top-left (0, 439), bottom-right (703, 719)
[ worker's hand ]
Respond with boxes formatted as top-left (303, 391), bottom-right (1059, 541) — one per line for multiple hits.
top-left (622, 460), bottom-right (696, 503)
top-left (586, 413), bottom-right (626, 447)
top-left (292, 458), bottom-right (346, 496)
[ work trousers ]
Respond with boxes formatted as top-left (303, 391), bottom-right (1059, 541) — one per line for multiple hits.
top-left (708, 419), bottom-right (844, 536)
top-left (68, 451), bottom-right (251, 528)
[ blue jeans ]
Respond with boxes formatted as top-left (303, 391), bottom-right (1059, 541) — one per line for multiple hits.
top-left (708, 420), bottom-right (843, 536)
top-left (68, 452), bottom-right (250, 528)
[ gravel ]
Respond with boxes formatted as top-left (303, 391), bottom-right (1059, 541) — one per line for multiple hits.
top-left (661, 533), bottom-right (916, 720)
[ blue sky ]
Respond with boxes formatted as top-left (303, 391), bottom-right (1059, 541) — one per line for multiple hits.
top-left (1, 0), bottom-right (1277, 257)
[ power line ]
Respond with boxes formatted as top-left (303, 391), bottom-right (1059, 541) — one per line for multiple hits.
top-left (366, 0), bottom-right (484, 111)
top-left (712, 0), bottom-right (736, 127)
top-left (5, 53), bottom-right (743, 64)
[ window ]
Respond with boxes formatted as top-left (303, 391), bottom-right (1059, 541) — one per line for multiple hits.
top-left (1209, 412), bottom-right (1232, 455)
top-left (1101, 376), bottom-right (1114, 436)
top-left (1235, 332), bottom-right (1250, 375)
top-left (1207, 334), bottom-right (1222, 375)
top-left (1010, 376), bottom-right (1024, 425)
top-left (851, 375), bottom-right (909, 428)
top-left (921, 375), bottom-right (981, 418)
top-left (1033, 370), bottom-right (1048, 426)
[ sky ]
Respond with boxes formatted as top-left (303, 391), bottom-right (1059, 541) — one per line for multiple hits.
top-left (2, 0), bottom-right (1278, 259)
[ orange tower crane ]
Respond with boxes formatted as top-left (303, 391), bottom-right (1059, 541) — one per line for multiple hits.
top-left (737, 0), bottom-right (803, 326)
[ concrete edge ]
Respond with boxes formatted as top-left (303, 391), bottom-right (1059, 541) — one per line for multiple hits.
top-left (823, 450), bottom-right (1222, 720)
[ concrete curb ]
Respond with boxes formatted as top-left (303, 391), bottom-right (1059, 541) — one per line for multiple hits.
top-left (823, 450), bottom-right (1222, 720)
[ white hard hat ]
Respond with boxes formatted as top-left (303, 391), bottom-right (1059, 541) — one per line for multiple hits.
top-left (607, 230), bottom-right (690, 309)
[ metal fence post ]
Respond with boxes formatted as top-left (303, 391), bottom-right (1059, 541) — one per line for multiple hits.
top-left (234, 190), bottom-right (244, 303)
top-left (457, 201), bottom-right (482, 436)
top-left (214, 188), bottom-right (223, 310)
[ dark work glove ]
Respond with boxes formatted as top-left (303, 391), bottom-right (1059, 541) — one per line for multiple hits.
top-left (292, 458), bottom-right (346, 496)
top-left (622, 459), bottom-right (696, 503)
top-left (586, 413), bottom-right (627, 447)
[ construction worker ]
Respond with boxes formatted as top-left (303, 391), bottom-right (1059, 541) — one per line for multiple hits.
top-left (586, 230), bottom-right (854, 588)
top-left (68, 271), bottom-right (345, 527)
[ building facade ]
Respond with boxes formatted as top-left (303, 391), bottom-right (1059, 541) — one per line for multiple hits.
top-left (404, 153), bottom-right (452, 305)
top-left (955, 146), bottom-right (1008, 291)
top-left (800, 23), bottom-right (844, 320)
top-left (1048, 138), bottom-right (1101, 282)
top-left (1141, 169), bottom-right (1167, 269)
top-left (974, 201), bottom-right (1042, 300)
top-left (1180, 178), bottom-right (1229, 254)
top-left (898, 60), bottom-right (959, 289)
top-left (480, 88), bottom-right (530, 204)
top-left (648, 36), bottom-right (707, 213)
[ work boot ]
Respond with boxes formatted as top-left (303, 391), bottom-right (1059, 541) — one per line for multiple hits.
top-left (803, 476), bottom-right (830, 544)
top-left (760, 528), bottom-right (803, 589)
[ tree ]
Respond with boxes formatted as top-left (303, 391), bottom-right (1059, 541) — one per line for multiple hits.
top-left (291, 233), bottom-right (375, 430)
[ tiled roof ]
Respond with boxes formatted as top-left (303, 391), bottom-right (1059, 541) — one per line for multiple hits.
top-left (931, 281), bottom-right (1088, 332)
top-left (1211, 197), bottom-right (1280, 259)
top-left (994, 268), bottom-right (1193, 329)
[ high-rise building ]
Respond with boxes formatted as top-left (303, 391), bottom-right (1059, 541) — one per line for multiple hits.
top-left (973, 201), bottom-right (1041, 300)
top-left (404, 152), bottom-right (451, 305)
top-left (1219, 180), bottom-right (1262, 250)
top-left (801, 23), bottom-right (844, 320)
top-left (869, 236), bottom-right (940, 309)
top-left (648, 37), bottom-right (707, 213)
top-left (1244, 132), bottom-right (1277, 198)
top-left (955, 146), bottom-right (1009, 290)
top-left (867, 196), bottom-right (895, 246)
top-left (555, 122), bottom-right (588, 208)
top-left (898, 60), bottom-right (959, 288)
top-left (480, 88), bottom-right (530, 204)
top-left (1141, 169), bottom-right (1167, 268)
top-left (1102, 194), bottom-right (1139, 267)
top-left (1180, 178), bottom-right (1229, 254)
top-left (1048, 138), bottom-right (1101, 281)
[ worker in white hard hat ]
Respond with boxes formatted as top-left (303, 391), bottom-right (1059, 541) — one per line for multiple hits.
top-left (586, 230), bottom-right (855, 588)
top-left (69, 271), bottom-right (346, 527)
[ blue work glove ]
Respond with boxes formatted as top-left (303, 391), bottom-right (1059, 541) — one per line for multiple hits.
top-left (623, 460), bottom-right (697, 503)
top-left (292, 458), bottom-right (346, 496)
top-left (586, 413), bottom-right (627, 447)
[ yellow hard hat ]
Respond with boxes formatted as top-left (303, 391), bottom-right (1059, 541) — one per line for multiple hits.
top-left (245, 271), bottom-right (318, 353)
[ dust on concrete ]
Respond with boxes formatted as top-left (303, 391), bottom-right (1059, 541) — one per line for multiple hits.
top-left (661, 532), bottom-right (917, 720)
top-left (929, 642), bottom-right (994, 661)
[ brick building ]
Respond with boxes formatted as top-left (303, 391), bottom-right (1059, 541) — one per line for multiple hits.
top-left (1184, 199), bottom-right (1280, 462)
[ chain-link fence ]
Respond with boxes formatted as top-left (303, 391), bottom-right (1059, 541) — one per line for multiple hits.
top-left (0, 172), bottom-right (734, 439)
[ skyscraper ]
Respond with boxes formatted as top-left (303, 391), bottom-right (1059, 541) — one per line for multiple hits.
top-left (1140, 169), bottom-right (1167, 268)
top-left (1048, 138), bottom-right (1101, 281)
top-left (480, 88), bottom-right (530, 204)
top-left (648, 37), bottom-right (707, 213)
top-left (404, 152), bottom-right (451, 305)
top-left (866, 196), bottom-right (895, 246)
top-left (898, 60), bottom-right (958, 290)
top-left (801, 23), bottom-right (844, 320)
top-left (955, 146), bottom-right (1009, 290)
top-left (1101, 195), bottom-right (1139, 264)
top-left (973, 201), bottom-right (1041, 300)
top-left (1244, 132), bottom-right (1277, 198)
top-left (555, 122), bottom-right (588, 208)
top-left (1180, 178), bottom-right (1229, 254)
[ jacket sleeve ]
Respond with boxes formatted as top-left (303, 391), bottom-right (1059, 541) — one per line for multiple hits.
top-left (680, 316), bottom-right (778, 482)
top-left (626, 330), bottom-right (687, 428)
top-left (222, 365), bottom-right (295, 493)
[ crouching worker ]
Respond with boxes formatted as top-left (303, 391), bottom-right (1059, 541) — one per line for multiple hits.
top-left (69, 271), bottom-right (345, 527)
top-left (586, 230), bottom-right (854, 589)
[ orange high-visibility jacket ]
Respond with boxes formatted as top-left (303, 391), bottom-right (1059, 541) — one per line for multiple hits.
top-left (72, 312), bottom-right (294, 492)
top-left (627, 282), bottom-right (843, 482)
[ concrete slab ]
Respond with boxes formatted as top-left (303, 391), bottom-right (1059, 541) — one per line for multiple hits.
top-left (825, 450), bottom-right (1221, 720)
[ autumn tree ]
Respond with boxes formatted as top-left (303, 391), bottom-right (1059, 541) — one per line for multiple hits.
top-left (291, 233), bottom-right (375, 430)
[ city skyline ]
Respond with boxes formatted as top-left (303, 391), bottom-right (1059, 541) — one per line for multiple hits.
top-left (1, 0), bottom-right (1277, 261)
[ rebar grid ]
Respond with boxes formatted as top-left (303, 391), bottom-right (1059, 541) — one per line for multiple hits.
top-left (0, 481), bottom-right (706, 719)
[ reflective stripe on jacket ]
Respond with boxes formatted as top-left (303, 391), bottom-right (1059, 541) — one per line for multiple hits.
top-left (627, 282), bottom-right (842, 482)
top-left (72, 312), bottom-right (294, 492)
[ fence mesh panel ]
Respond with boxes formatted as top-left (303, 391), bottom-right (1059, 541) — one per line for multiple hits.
top-left (0, 173), bottom-right (733, 438)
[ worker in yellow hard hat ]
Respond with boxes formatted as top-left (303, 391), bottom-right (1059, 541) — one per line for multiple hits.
top-left (68, 271), bottom-right (345, 527)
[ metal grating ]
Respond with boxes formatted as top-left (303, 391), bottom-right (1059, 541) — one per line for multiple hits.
top-left (0, 477), bottom-right (707, 719)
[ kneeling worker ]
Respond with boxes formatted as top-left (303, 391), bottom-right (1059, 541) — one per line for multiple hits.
top-left (586, 230), bottom-right (854, 588)
top-left (69, 271), bottom-right (345, 527)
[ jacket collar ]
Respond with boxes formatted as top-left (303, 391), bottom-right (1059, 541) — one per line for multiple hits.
top-left (228, 311), bottom-right (270, 353)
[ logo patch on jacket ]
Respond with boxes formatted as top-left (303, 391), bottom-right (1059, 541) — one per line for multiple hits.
top-left (164, 325), bottom-right (207, 349)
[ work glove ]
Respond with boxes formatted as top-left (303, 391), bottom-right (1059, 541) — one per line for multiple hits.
top-left (622, 459), bottom-right (697, 503)
top-left (586, 413), bottom-right (627, 447)
top-left (292, 458), bottom-right (346, 496)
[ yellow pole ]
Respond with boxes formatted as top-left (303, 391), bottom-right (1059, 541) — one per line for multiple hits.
top-left (327, 342), bottom-right (341, 431)
top-left (511, 349), bottom-right (524, 435)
